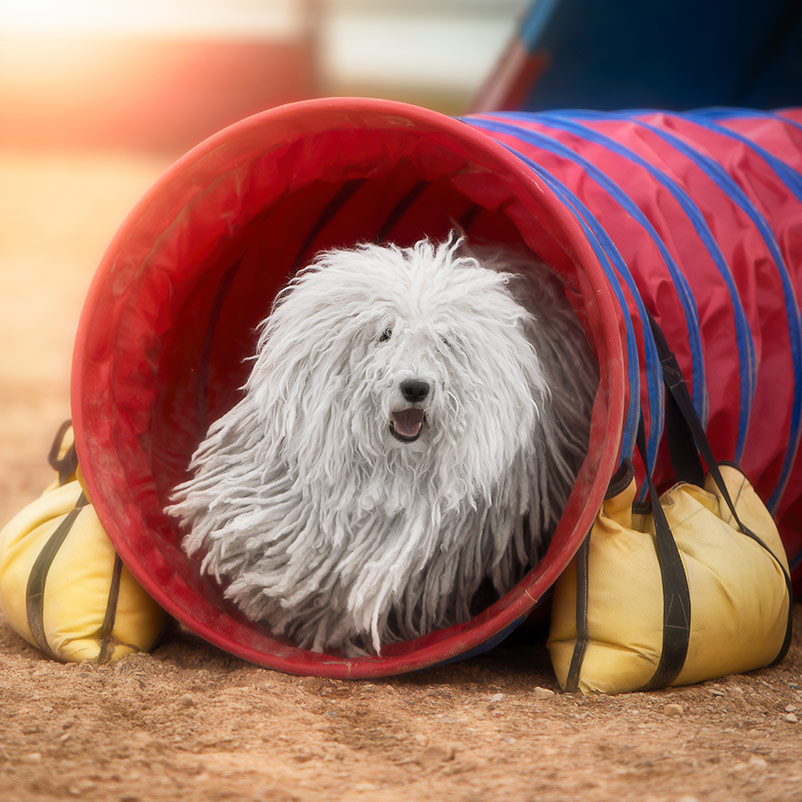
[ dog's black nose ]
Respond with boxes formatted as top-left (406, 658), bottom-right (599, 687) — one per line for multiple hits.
top-left (400, 379), bottom-right (430, 403)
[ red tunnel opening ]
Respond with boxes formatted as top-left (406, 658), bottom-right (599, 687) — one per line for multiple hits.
top-left (72, 98), bottom-right (626, 676)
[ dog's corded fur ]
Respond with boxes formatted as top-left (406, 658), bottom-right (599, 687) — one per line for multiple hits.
top-left (167, 235), bottom-right (597, 656)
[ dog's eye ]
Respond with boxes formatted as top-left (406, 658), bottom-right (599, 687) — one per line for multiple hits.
top-left (378, 329), bottom-right (392, 342)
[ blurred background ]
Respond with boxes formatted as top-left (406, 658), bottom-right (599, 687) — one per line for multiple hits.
top-left (4, 0), bottom-right (800, 156)
top-left (0, 0), bottom-right (528, 154)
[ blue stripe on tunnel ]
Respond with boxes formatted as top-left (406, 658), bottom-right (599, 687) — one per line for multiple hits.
top-left (497, 109), bottom-right (755, 465)
top-left (465, 115), bottom-right (665, 479)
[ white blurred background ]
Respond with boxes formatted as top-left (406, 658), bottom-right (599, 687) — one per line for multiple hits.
top-left (0, 0), bottom-right (529, 152)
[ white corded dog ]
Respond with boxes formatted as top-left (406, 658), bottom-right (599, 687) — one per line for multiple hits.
top-left (167, 234), bottom-right (597, 656)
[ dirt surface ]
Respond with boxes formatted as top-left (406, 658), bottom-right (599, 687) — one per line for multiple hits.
top-left (1, 149), bottom-right (801, 802)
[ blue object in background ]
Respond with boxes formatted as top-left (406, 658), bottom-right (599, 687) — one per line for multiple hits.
top-left (475, 0), bottom-right (802, 112)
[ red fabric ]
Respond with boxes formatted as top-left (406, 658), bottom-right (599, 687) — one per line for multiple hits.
top-left (72, 99), bottom-right (626, 676)
top-left (72, 100), bottom-right (801, 675)
top-left (472, 109), bottom-right (802, 592)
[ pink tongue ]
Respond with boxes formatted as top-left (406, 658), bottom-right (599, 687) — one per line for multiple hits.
top-left (393, 408), bottom-right (424, 437)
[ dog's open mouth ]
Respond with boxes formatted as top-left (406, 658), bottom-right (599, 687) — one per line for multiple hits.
top-left (389, 408), bottom-right (426, 443)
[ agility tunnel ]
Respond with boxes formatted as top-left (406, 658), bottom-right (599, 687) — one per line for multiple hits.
top-left (70, 98), bottom-right (802, 677)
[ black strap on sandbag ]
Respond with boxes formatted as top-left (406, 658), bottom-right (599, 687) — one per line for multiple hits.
top-left (635, 417), bottom-right (692, 691)
top-left (47, 419), bottom-right (78, 486)
top-left (96, 554), bottom-right (125, 664)
top-left (563, 536), bottom-right (591, 693)
top-left (647, 311), bottom-right (793, 665)
top-left (25, 492), bottom-right (89, 658)
top-left (649, 312), bottom-right (756, 532)
top-left (564, 460), bottom-right (633, 693)
top-left (564, 419), bottom-right (692, 693)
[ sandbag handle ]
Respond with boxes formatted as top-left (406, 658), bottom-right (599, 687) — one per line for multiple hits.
top-left (635, 416), bottom-right (691, 690)
top-left (646, 311), bottom-right (793, 665)
top-left (25, 491), bottom-right (89, 658)
top-left (648, 312), bottom-right (769, 542)
top-left (47, 419), bottom-right (79, 486)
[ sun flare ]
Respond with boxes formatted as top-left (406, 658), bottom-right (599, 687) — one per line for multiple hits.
top-left (0, 0), bottom-right (303, 37)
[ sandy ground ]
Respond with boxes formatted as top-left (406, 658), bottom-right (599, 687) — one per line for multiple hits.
top-left (0, 149), bottom-right (800, 802)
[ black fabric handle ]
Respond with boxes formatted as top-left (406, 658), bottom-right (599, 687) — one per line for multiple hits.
top-left (26, 492), bottom-right (89, 658)
top-left (635, 417), bottom-right (691, 691)
top-left (563, 536), bottom-right (590, 693)
top-left (663, 370), bottom-right (706, 487)
top-left (646, 310), bottom-right (792, 666)
top-left (648, 312), bottom-right (771, 542)
top-left (47, 419), bottom-right (78, 487)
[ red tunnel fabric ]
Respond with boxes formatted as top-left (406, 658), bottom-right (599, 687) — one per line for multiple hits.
top-left (468, 108), bottom-right (802, 594)
top-left (72, 99), bottom-right (802, 676)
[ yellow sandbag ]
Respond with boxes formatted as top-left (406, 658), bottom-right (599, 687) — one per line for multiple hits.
top-left (548, 465), bottom-right (792, 694)
top-left (0, 424), bottom-right (166, 662)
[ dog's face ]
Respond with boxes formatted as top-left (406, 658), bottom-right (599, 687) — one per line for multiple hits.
top-left (246, 237), bottom-right (548, 508)
top-left (367, 314), bottom-right (458, 450)
top-left (381, 332), bottom-right (433, 446)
